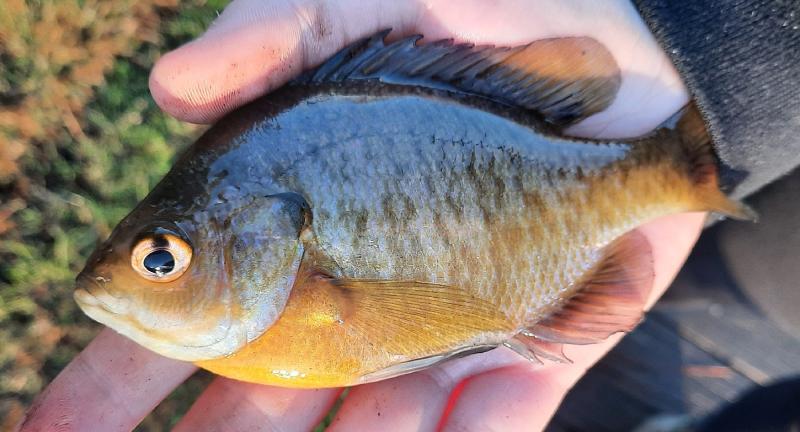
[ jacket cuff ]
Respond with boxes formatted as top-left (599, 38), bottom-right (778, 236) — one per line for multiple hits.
top-left (632, 1), bottom-right (800, 198)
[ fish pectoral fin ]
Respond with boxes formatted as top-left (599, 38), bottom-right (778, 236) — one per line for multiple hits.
top-left (301, 276), bottom-right (513, 379)
top-left (327, 278), bottom-right (513, 337)
top-left (520, 230), bottom-right (654, 353)
top-left (297, 30), bottom-right (620, 127)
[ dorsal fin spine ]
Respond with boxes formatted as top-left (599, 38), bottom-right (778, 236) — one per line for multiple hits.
top-left (295, 30), bottom-right (621, 126)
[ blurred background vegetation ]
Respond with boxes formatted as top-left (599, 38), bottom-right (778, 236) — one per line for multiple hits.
top-left (0, 0), bottom-right (229, 429)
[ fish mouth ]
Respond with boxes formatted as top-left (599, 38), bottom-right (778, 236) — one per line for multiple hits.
top-left (73, 287), bottom-right (124, 340)
top-left (74, 287), bottom-right (103, 309)
top-left (73, 287), bottom-right (121, 325)
top-left (73, 274), bottom-right (245, 360)
top-left (74, 273), bottom-right (128, 317)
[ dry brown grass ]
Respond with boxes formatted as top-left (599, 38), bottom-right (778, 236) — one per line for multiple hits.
top-left (0, 0), bottom-right (177, 182)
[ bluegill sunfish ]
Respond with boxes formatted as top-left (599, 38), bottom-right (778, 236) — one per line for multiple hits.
top-left (74, 32), bottom-right (752, 388)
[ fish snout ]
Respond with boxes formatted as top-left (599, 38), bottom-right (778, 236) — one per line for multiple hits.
top-left (74, 272), bottom-right (128, 315)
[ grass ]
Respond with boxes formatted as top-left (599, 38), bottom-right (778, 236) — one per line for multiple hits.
top-left (0, 0), bottom-right (230, 429)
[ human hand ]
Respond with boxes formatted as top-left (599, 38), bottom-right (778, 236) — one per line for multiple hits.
top-left (20, 1), bottom-right (703, 430)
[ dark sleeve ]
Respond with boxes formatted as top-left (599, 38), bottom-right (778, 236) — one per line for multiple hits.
top-left (632, 1), bottom-right (800, 199)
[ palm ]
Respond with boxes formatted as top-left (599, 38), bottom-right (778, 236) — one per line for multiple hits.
top-left (21, 1), bottom-right (702, 430)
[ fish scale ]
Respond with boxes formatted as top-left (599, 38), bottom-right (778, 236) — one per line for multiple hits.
top-left (210, 91), bottom-right (647, 320)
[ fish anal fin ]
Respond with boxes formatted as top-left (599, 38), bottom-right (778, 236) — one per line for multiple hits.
top-left (298, 30), bottom-right (621, 126)
top-left (523, 230), bottom-right (654, 347)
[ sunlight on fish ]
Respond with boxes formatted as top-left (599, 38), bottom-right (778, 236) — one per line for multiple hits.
top-left (74, 32), bottom-right (752, 388)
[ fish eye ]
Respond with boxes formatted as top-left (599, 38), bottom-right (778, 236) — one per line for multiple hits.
top-left (143, 250), bottom-right (175, 275)
top-left (131, 233), bottom-right (192, 282)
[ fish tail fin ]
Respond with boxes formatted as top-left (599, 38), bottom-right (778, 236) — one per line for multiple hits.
top-left (674, 104), bottom-right (756, 221)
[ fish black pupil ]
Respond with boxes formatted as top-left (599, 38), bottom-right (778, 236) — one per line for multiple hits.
top-left (143, 250), bottom-right (175, 276)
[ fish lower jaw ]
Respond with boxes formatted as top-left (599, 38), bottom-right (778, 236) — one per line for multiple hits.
top-left (74, 288), bottom-right (101, 308)
top-left (74, 286), bottom-right (130, 314)
top-left (75, 294), bottom-right (249, 362)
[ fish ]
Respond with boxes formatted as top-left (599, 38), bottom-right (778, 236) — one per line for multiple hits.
top-left (73, 31), bottom-right (753, 388)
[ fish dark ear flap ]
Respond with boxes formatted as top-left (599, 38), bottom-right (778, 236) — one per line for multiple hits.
top-left (228, 192), bottom-right (310, 237)
top-left (297, 30), bottom-right (621, 126)
top-left (226, 192), bottom-right (309, 281)
top-left (510, 230), bottom-right (653, 363)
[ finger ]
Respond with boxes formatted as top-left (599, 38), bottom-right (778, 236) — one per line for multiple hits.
top-left (440, 212), bottom-right (706, 431)
top-left (18, 328), bottom-right (196, 432)
top-left (149, 0), bottom-right (421, 123)
top-left (173, 377), bottom-right (339, 431)
top-left (440, 364), bottom-right (567, 432)
top-left (440, 333), bottom-right (632, 431)
top-left (327, 347), bottom-right (523, 432)
top-left (326, 371), bottom-right (452, 431)
top-left (150, 0), bottom-right (686, 137)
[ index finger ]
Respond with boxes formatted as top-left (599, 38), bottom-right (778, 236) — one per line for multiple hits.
top-left (18, 328), bottom-right (196, 432)
top-left (149, 0), bottom-right (421, 123)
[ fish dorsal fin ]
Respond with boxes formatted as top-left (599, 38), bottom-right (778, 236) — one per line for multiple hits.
top-left (299, 30), bottom-right (621, 126)
top-left (522, 230), bottom-right (654, 348)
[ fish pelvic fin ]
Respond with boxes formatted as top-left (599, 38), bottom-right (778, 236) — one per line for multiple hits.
top-left (503, 336), bottom-right (572, 365)
top-left (519, 230), bottom-right (653, 352)
top-left (674, 104), bottom-right (757, 221)
top-left (296, 30), bottom-right (621, 127)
